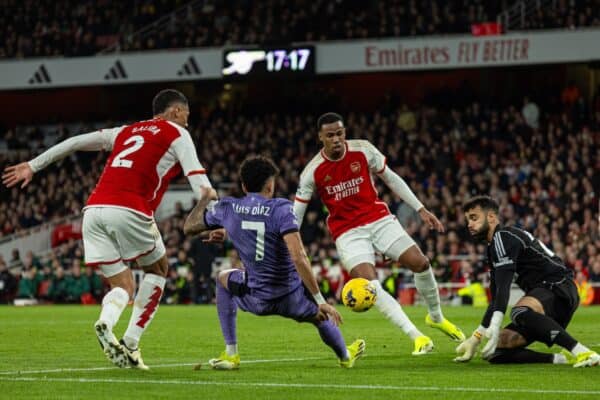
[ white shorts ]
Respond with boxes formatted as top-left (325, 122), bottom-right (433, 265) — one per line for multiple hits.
top-left (335, 215), bottom-right (416, 271)
top-left (82, 207), bottom-right (166, 277)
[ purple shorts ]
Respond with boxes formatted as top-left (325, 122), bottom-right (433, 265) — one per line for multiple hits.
top-left (227, 270), bottom-right (318, 322)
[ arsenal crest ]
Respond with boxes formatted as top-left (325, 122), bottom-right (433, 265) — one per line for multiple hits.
top-left (350, 162), bottom-right (361, 173)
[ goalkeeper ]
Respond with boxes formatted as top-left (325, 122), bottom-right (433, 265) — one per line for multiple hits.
top-left (456, 196), bottom-right (599, 368)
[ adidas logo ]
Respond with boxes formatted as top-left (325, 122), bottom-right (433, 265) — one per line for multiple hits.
top-left (550, 330), bottom-right (559, 342)
top-left (104, 60), bottom-right (128, 80)
top-left (177, 56), bottom-right (201, 76)
top-left (28, 64), bottom-right (51, 84)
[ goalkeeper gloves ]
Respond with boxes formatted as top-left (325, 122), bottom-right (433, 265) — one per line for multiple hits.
top-left (481, 311), bottom-right (504, 360)
top-left (454, 326), bottom-right (484, 362)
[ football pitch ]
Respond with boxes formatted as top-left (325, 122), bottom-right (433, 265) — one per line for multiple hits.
top-left (1, 305), bottom-right (599, 399)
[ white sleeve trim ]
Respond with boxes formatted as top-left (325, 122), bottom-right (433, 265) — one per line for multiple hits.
top-left (28, 127), bottom-right (122, 173)
top-left (378, 167), bottom-right (423, 211)
top-left (168, 124), bottom-right (212, 194)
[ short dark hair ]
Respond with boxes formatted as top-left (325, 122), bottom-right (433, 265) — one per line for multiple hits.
top-left (239, 156), bottom-right (280, 193)
top-left (317, 112), bottom-right (343, 131)
top-left (152, 89), bottom-right (188, 115)
top-left (462, 195), bottom-right (499, 214)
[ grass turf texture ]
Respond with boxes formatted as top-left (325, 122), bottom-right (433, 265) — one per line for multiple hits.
top-left (1, 305), bottom-right (599, 399)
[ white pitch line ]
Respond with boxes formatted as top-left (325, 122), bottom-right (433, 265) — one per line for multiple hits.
top-left (0, 357), bottom-right (324, 376)
top-left (1, 376), bottom-right (599, 395)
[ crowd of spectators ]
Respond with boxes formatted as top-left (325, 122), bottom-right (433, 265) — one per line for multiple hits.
top-left (1, 0), bottom-right (599, 59)
top-left (0, 85), bottom-right (598, 305)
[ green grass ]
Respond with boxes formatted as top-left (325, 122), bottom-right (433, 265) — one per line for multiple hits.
top-left (1, 305), bottom-right (599, 399)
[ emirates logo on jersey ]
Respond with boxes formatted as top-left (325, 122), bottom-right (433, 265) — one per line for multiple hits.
top-left (325, 176), bottom-right (364, 201)
top-left (350, 162), bottom-right (361, 174)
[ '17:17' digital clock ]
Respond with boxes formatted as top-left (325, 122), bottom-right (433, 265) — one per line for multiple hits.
top-left (222, 46), bottom-right (315, 79)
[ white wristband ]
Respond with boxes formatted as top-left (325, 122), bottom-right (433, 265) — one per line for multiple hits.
top-left (490, 311), bottom-right (504, 330)
top-left (313, 292), bottom-right (326, 305)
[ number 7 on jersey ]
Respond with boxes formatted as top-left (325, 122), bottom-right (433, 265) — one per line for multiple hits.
top-left (241, 221), bottom-right (265, 261)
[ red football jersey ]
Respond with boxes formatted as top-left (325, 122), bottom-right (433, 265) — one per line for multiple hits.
top-left (295, 140), bottom-right (390, 239)
top-left (86, 118), bottom-right (207, 217)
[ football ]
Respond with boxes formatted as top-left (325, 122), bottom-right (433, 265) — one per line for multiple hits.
top-left (341, 278), bottom-right (377, 312)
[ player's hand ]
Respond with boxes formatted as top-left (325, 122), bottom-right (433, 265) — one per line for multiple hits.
top-left (481, 325), bottom-right (500, 360)
top-left (454, 335), bottom-right (481, 362)
top-left (418, 208), bottom-right (445, 233)
top-left (2, 162), bottom-right (34, 189)
top-left (199, 186), bottom-right (218, 201)
top-left (316, 303), bottom-right (343, 326)
top-left (201, 228), bottom-right (227, 243)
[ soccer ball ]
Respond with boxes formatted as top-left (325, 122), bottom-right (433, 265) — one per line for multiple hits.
top-left (341, 278), bottom-right (377, 312)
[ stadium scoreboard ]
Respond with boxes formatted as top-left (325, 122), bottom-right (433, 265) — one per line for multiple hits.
top-left (222, 45), bottom-right (315, 79)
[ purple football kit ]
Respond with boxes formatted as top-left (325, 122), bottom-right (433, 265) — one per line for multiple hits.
top-left (205, 192), bottom-right (348, 360)
top-left (205, 193), bottom-right (318, 320)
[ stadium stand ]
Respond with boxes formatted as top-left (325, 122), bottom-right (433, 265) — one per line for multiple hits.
top-left (1, 0), bottom-right (599, 58)
top-left (1, 88), bottom-right (598, 304)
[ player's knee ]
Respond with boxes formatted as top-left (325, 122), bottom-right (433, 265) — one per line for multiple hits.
top-left (498, 329), bottom-right (527, 349)
top-left (410, 257), bottom-right (430, 273)
top-left (217, 271), bottom-right (229, 288)
top-left (143, 257), bottom-right (168, 277)
top-left (510, 306), bottom-right (531, 326)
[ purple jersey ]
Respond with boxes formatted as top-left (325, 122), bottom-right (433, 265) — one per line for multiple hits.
top-left (204, 193), bottom-right (301, 300)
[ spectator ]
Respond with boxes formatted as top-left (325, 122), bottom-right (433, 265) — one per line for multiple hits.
top-left (66, 262), bottom-right (90, 303)
top-left (16, 268), bottom-right (37, 299)
top-left (48, 266), bottom-right (69, 303)
top-left (85, 265), bottom-right (104, 302)
top-left (522, 96), bottom-right (540, 129)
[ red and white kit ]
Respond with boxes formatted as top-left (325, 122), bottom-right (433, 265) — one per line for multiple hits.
top-left (29, 118), bottom-right (211, 275)
top-left (294, 140), bottom-right (422, 270)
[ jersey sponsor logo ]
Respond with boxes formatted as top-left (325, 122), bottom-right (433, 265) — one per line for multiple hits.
top-left (132, 125), bottom-right (160, 135)
top-left (350, 161), bottom-right (361, 173)
top-left (493, 256), bottom-right (514, 267)
top-left (325, 176), bottom-right (364, 201)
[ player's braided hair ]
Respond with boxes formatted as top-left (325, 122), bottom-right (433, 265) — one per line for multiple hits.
top-left (462, 195), bottom-right (499, 213)
top-left (152, 89), bottom-right (188, 115)
top-left (240, 156), bottom-right (280, 193)
top-left (317, 112), bottom-right (343, 131)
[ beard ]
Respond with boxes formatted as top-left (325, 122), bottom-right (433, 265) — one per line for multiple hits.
top-left (470, 220), bottom-right (490, 242)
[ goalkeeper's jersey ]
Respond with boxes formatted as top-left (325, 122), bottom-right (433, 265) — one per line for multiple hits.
top-left (486, 225), bottom-right (572, 293)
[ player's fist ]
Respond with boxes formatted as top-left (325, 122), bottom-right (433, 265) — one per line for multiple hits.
top-left (454, 335), bottom-right (481, 362)
top-left (202, 228), bottom-right (227, 244)
top-left (199, 186), bottom-right (218, 201)
top-left (2, 162), bottom-right (34, 189)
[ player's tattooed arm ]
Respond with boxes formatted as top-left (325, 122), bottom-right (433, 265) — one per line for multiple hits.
top-left (183, 187), bottom-right (218, 236)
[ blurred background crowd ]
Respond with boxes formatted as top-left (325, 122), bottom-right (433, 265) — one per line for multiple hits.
top-left (1, 0), bottom-right (599, 58)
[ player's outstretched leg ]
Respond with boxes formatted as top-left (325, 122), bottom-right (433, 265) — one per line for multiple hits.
top-left (208, 278), bottom-right (240, 370)
top-left (314, 319), bottom-right (364, 368)
top-left (369, 279), bottom-right (434, 355)
top-left (94, 267), bottom-right (131, 368)
top-left (511, 306), bottom-right (599, 368)
top-left (397, 245), bottom-right (465, 342)
top-left (121, 273), bottom-right (166, 370)
top-left (340, 339), bottom-right (366, 369)
top-left (487, 348), bottom-right (557, 364)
